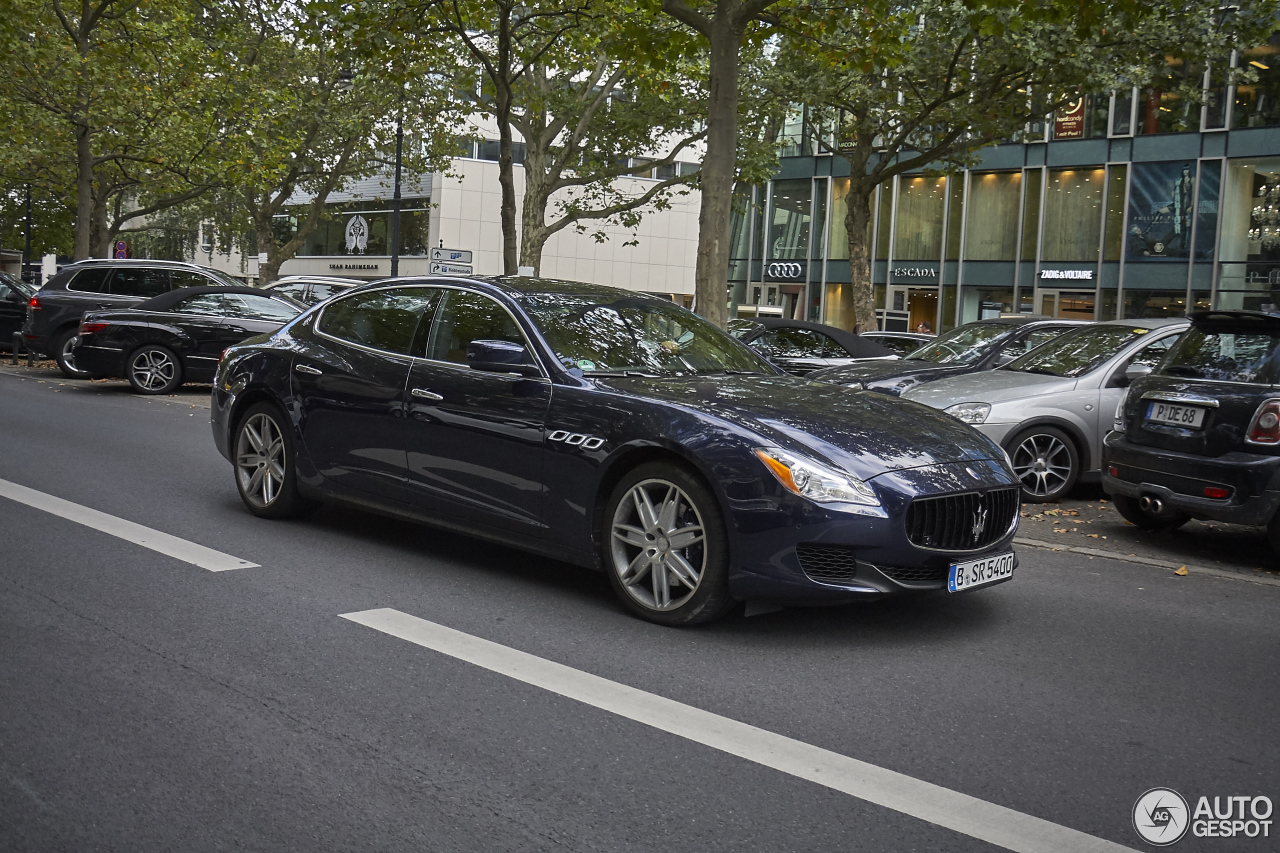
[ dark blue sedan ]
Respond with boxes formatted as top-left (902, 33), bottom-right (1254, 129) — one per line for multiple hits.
top-left (211, 277), bottom-right (1021, 624)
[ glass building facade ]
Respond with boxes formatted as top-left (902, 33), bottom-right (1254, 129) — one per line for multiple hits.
top-left (729, 36), bottom-right (1280, 331)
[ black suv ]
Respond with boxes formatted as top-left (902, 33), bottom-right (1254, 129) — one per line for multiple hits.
top-left (23, 260), bottom-right (243, 377)
top-left (1103, 310), bottom-right (1280, 552)
top-left (808, 316), bottom-right (1087, 396)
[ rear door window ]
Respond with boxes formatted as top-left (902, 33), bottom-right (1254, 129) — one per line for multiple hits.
top-left (170, 270), bottom-right (217, 289)
top-left (318, 287), bottom-right (440, 355)
top-left (172, 294), bottom-right (227, 316)
top-left (68, 268), bottom-right (112, 294)
top-left (110, 268), bottom-right (170, 298)
top-left (309, 283), bottom-right (350, 302)
top-left (1161, 329), bottom-right (1280, 383)
top-left (223, 293), bottom-right (299, 322)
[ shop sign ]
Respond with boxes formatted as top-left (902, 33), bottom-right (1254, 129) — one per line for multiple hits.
top-left (891, 266), bottom-right (938, 280)
top-left (344, 215), bottom-right (370, 254)
top-left (764, 261), bottom-right (807, 281)
top-left (1039, 269), bottom-right (1094, 281)
top-left (1054, 97), bottom-right (1085, 139)
top-left (329, 263), bottom-right (380, 271)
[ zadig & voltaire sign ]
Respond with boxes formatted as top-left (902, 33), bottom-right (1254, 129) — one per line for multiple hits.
top-left (1040, 269), bottom-right (1094, 280)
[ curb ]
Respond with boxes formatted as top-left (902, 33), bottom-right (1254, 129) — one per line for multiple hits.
top-left (1013, 536), bottom-right (1280, 588)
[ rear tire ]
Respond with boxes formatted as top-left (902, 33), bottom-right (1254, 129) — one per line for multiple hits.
top-left (126, 345), bottom-right (183, 394)
top-left (601, 461), bottom-right (735, 626)
top-left (54, 328), bottom-right (93, 379)
top-left (1006, 426), bottom-right (1079, 503)
top-left (232, 402), bottom-right (316, 519)
top-left (1111, 494), bottom-right (1189, 530)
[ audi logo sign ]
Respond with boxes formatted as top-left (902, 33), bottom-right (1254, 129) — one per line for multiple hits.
top-left (765, 262), bottom-right (805, 280)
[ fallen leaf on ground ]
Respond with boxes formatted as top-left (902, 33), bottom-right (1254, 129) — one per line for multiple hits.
top-left (1087, 534), bottom-right (1099, 538)
top-left (1175, 566), bottom-right (1189, 576)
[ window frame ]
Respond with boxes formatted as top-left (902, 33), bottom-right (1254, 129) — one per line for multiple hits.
top-left (313, 284), bottom-right (443, 358)
top-left (418, 287), bottom-right (546, 377)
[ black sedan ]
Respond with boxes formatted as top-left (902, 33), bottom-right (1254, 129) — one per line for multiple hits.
top-left (809, 316), bottom-right (1087, 396)
top-left (0, 273), bottom-right (34, 350)
top-left (212, 277), bottom-right (1021, 625)
top-left (729, 317), bottom-right (895, 375)
top-left (74, 286), bottom-right (303, 394)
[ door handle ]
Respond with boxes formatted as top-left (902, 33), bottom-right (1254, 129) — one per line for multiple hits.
top-left (294, 363), bottom-right (322, 376)
top-left (411, 388), bottom-right (443, 401)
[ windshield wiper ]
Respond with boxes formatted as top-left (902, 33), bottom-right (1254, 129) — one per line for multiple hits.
top-left (700, 368), bottom-right (767, 376)
top-left (587, 370), bottom-right (664, 378)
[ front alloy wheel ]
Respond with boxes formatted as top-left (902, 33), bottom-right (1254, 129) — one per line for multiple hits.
top-left (1008, 426), bottom-right (1079, 502)
top-left (603, 463), bottom-right (733, 625)
top-left (236, 412), bottom-right (287, 509)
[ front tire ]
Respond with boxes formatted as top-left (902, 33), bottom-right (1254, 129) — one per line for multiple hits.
top-left (233, 402), bottom-right (314, 519)
top-left (126, 345), bottom-right (183, 394)
top-left (1111, 494), bottom-right (1189, 530)
top-left (54, 328), bottom-right (93, 379)
top-left (602, 462), bottom-right (734, 626)
top-left (1006, 426), bottom-right (1079, 503)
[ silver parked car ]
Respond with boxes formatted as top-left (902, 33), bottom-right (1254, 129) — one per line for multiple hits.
top-left (901, 318), bottom-right (1189, 501)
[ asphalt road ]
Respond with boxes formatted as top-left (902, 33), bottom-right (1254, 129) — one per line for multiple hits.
top-left (1, 372), bottom-right (1277, 853)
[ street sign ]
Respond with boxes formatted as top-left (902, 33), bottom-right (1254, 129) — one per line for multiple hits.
top-left (430, 248), bottom-right (473, 263)
top-left (114, 240), bottom-right (128, 259)
top-left (430, 262), bottom-right (473, 275)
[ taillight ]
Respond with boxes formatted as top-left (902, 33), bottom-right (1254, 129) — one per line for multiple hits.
top-left (1204, 486), bottom-right (1230, 499)
top-left (1246, 400), bottom-right (1280, 445)
top-left (79, 320), bottom-right (110, 335)
top-left (219, 348), bottom-right (230, 363)
top-left (28, 296), bottom-right (41, 311)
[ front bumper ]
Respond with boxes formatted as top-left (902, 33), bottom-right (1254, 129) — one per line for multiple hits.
top-left (1102, 432), bottom-right (1280, 526)
top-left (726, 458), bottom-right (1020, 605)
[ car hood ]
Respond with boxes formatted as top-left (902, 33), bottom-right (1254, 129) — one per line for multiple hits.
top-left (902, 369), bottom-right (1078, 409)
top-left (598, 374), bottom-right (1005, 479)
top-left (810, 358), bottom-right (975, 395)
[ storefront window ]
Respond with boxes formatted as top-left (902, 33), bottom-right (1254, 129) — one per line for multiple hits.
top-left (964, 172), bottom-right (1022, 260)
top-left (945, 175), bottom-right (963, 260)
top-left (830, 180), bottom-right (850, 260)
top-left (811, 179), bottom-right (827, 263)
top-left (728, 185), bottom-right (753, 260)
top-left (1126, 161), bottom-right (1197, 261)
top-left (1104, 165), bottom-right (1128, 261)
top-left (1218, 157), bottom-right (1280, 311)
top-left (1137, 59), bottom-right (1204, 135)
top-left (961, 286), bottom-right (1015, 322)
top-left (1022, 169), bottom-right (1041, 261)
top-left (1112, 88), bottom-right (1134, 135)
top-left (287, 204), bottom-right (431, 257)
top-left (893, 176), bottom-right (946, 259)
top-left (768, 179), bottom-right (811, 260)
top-left (1051, 94), bottom-right (1109, 140)
top-left (1196, 160), bottom-right (1222, 260)
top-left (1041, 168), bottom-right (1105, 262)
top-left (876, 184), bottom-right (892, 258)
top-left (1233, 36), bottom-right (1280, 129)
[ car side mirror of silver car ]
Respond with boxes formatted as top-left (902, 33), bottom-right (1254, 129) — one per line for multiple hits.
top-left (995, 351), bottom-right (1018, 367)
top-left (467, 339), bottom-right (541, 377)
top-left (1124, 363), bottom-right (1153, 383)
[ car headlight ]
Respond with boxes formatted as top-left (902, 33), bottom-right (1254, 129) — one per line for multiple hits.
top-left (754, 447), bottom-right (879, 507)
top-left (944, 402), bottom-right (991, 424)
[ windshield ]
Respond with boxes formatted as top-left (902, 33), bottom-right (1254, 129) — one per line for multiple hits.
top-left (0, 272), bottom-right (32, 297)
top-left (903, 323), bottom-right (1013, 364)
top-left (1006, 325), bottom-right (1150, 377)
top-left (1161, 328), bottom-right (1280, 383)
top-left (727, 319), bottom-right (759, 340)
top-left (520, 293), bottom-right (774, 376)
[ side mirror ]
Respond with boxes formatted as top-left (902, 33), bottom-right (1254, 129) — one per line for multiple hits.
top-left (466, 339), bottom-right (540, 376)
top-left (1125, 363), bottom-right (1153, 382)
top-left (995, 351), bottom-right (1018, 367)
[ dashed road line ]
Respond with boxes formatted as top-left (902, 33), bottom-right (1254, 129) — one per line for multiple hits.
top-left (0, 477), bottom-right (257, 572)
top-left (340, 607), bottom-right (1138, 853)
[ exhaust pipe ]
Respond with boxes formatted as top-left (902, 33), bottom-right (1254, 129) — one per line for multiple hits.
top-left (1139, 496), bottom-right (1166, 515)
top-left (1139, 496), bottom-right (1152, 511)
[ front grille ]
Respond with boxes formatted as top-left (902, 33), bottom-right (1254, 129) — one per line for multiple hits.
top-left (905, 487), bottom-right (1019, 551)
top-left (795, 544), bottom-right (859, 584)
top-left (876, 564), bottom-right (948, 585)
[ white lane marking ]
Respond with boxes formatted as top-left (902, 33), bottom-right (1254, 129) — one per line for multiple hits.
top-left (340, 608), bottom-right (1136, 853)
top-left (0, 477), bottom-right (257, 572)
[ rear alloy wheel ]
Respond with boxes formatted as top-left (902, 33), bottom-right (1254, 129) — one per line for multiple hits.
top-left (54, 328), bottom-right (93, 379)
top-left (1111, 494), bottom-right (1189, 530)
top-left (603, 462), bottom-right (733, 626)
top-left (1007, 426), bottom-right (1079, 503)
top-left (126, 345), bottom-right (182, 394)
top-left (233, 402), bottom-right (314, 519)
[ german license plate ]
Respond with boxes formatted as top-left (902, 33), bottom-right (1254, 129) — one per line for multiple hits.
top-left (948, 552), bottom-right (1015, 593)
top-left (1146, 401), bottom-right (1206, 428)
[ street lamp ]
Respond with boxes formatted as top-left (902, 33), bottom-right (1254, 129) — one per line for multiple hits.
top-left (390, 101), bottom-right (403, 278)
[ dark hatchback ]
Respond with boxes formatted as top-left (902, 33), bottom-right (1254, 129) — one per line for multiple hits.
top-left (75, 286), bottom-right (302, 394)
top-left (212, 277), bottom-right (1022, 624)
top-left (808, 316), bottom-right (1086, 396)
top-left (23, 259), bottom-right (243, 378)
top-left (1104, 310), bottom-right (1280, 551)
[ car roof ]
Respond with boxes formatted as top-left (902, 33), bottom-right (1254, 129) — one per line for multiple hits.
top-left (1093, 317), bottom-right (1189, 329)
top-left (1188, 310), bottom-right (1280, 330)
top-left (135, 286), bottom-right (297, 312)
top-left (61, 258), bottom-right (226, 273)
top-left (267, 275), bottom-right (363, 286)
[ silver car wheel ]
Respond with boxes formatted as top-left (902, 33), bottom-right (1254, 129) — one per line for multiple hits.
top-left (610, 478), bottom-right (706, 612)
top-left (235, 413), bottom-right (286, 508)
top-left (1011, 433), bottom-right (1072, 497)
top-left (130, 349), bottom-right (176, 391)
top-left (61, 335), bottom-right (79, 371)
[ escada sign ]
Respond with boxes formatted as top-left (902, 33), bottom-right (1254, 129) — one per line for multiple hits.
top-left (892, 267), bottom-right (937, 278)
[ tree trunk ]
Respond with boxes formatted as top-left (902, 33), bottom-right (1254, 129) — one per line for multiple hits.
top-left (73, 123), bottom-right (94, 260)
top-left (691, 20), bottom-right (743, 329)
top-left (519, 185), bottom-right (551, 276)
top-left (256, 224), bottom-right (283, 284)
top-left (844, 181), bottom-right (877, 333)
